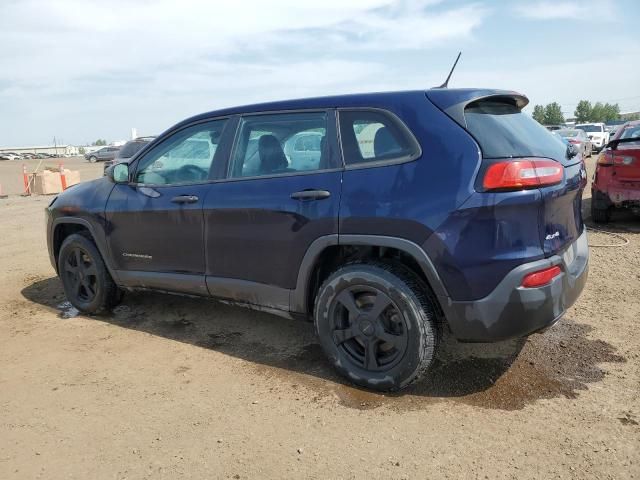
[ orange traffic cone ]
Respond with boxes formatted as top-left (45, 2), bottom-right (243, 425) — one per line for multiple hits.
top-left (59, 163), bottom-right (67, 191)
top-left (22, 164), bottom-right (31, 196)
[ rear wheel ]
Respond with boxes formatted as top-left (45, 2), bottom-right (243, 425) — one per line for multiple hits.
top-left (58, 233), bottom-right (122, 314)
top-left (591, 202), bottom-right (611, 223)
top-left (314, 262), bottom-right (438, 391)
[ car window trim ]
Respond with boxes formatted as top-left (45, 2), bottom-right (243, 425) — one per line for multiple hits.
top-left (222, 108), bottom-right (343, 182)
top-left (128, 116), bottom-right (233, 187)
top-left (336, 107), bottom-right (423, 170)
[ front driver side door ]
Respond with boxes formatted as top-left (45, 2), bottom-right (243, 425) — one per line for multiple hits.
top-left (105, 118), bottom-right (233, 295)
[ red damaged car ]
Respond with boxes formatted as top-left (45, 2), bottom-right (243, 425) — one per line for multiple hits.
top-left (591, 120), bottom-right (640, 222)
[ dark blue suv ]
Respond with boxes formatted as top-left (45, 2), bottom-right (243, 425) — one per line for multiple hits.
top-left (46, 89), bottom-right (589, 391)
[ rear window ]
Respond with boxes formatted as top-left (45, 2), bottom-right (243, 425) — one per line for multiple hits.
top-left (118, 140), bottom-right (150, 158)
top-left (464, 100), bottom-right (566, 160)
top-left (619, 125), bottom-right (640, 140)
top-left (557, 130), bottom-right (579, 138)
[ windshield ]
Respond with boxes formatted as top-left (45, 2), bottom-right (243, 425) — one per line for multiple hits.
top-left (575, 124), bottom-right (602, 133)
top-left (464, 100), bottom-right (567, 160)
top-left (118, 140), bottom-right (150, 158)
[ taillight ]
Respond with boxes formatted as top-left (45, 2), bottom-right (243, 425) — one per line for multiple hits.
top-left (597, 151), bottom-right (613, 166)
top-left (613, 155), bottom-right (635, 166)
top-left (521, 265), bottom-right (562, 288)
top-left (482, 159), bottom-right (563, 191)
top-left (568, 140), bottom-right (580, 145)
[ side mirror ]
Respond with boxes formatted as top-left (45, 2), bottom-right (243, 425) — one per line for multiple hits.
top-left (111, 163), bottom-right (130, 183)
top-left (567, 143), bottom-right (578, 159)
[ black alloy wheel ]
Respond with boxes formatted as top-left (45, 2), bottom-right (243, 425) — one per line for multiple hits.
top-left (63, 246), bottom-right (98, 303)
top-left (58, 233), bottom-right (122, 314)
top-left (330, 285), bottom-right (409, 372)
top-left (315, 262), bottom-right (438, 391)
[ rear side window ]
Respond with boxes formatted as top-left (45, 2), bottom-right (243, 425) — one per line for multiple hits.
top-left (338, 110), bottom-right (420, 166)
top-left (465, 100), bottom-right (566, 160)
top-left (229, 112), bottom-right (332, 178)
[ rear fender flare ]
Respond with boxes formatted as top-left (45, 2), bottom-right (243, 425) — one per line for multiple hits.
top-left (290, 234), bottom-right (450, 314)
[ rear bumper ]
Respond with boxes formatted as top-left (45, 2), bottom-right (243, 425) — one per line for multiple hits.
top-left (442, 229), bottom-right (589, 342)
top-left (593, 186), bottom-right (640, 207)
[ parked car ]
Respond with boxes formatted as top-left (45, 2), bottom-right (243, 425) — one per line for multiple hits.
top-left (46, 89), bottom-right (589, 391)
top-left (591, 120), bottom-right (640, 222)
top-left (575, 123), bottom-right (609, 152)
top-left (85, 146), bottom-right (120, 163)
top-left (556, 129), bottom-right (592, 158)
top-left (103, 137), bottom-right (156, 172)
top-left (0, 152), bottom-right (22, 161)
top-left (551, 131), bottom-right (581, 159)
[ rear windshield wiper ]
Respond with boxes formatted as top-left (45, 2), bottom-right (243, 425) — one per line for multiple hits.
top-left (608, 136), bottom-right (640, 150)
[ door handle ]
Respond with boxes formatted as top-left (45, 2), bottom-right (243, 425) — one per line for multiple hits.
top-left (171, 195), bottom-right (199, 204)
top-left (290, 190), bottom-right (331, 201)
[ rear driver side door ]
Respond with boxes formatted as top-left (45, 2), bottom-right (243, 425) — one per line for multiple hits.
top-left (203, 110), bottom-right (343, 310)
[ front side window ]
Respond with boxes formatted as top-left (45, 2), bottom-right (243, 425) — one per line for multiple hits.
top-left (135, 119), bottom-right (227, 185)
top-left (229, 112), bottom-right (330, 178)
top-left (338, 110), bottom-right (420, 166)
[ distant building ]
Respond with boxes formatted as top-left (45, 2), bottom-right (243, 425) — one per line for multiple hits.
top-left (0, 145), bottom-right (79, 156)
top-left (621, 110), bottom-right (640, 121)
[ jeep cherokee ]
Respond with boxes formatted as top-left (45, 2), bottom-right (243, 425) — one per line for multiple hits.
top-left (46, 89), bottom-right (589, 391)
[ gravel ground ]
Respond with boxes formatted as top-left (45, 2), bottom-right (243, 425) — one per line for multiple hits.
top-left (0, 155), bottom-right (638, 479)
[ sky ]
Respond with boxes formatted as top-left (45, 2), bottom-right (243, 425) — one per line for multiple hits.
top-left (0, 0), bottom-right (639, 146)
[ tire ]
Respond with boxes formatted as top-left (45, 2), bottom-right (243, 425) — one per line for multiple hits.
top-left (88, 156), bottom-right (97, 163)
top-left (314, 262), bottom-right (439, 391)
top-left (58, 233), bottom-right (122, 314)
top-left (591, 203), bottom-right (611, 223)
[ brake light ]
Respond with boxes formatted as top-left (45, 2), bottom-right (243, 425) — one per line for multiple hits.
top-left (568, 140), bottom-right (580, 145)
top-left (521, 265), bottom-right (562, 288)
top-left (482, 159), bottom-right (563, 191)
top-left (598, 151), bottom-right (613, 165)
top-left (613, 155), bottom-right (635, 166)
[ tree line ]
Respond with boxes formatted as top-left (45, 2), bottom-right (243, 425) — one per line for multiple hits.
top-left (532, 100), bottom-right (623, 125)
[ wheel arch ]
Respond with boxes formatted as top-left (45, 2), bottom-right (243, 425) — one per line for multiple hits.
top-left (51, 217), bottom-right (118, 282)
top-left (291, 234), bottom-right (450, 319)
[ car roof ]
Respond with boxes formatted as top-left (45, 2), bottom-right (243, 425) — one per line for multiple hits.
top-left (171, 88), bottom-right (527, 130)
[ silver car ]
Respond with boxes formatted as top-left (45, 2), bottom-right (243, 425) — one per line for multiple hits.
top-left (556, 129), bottom-right (592, 158)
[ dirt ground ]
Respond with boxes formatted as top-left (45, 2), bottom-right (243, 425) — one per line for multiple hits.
top-left (0, 155), bottom-right (638, 479)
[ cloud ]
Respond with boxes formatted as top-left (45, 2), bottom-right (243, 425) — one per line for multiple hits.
top-left (513, 0), bottom-right (616, 21)
top-left (0, 0), bottom-right (490, 144)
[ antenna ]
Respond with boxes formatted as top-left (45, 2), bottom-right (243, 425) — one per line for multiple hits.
top-left (437, 51), bottom-right (462, 88)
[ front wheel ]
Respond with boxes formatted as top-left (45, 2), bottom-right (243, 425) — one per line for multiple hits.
top-left (58, 233), bottom-right (123, 314)
top-left (314, 262), bottom-right (439, 391)
top-left (88, 156), bottom-right (97, 163)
